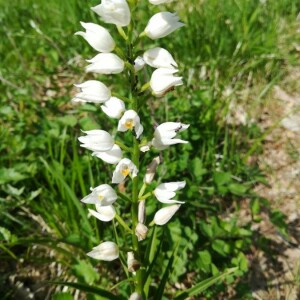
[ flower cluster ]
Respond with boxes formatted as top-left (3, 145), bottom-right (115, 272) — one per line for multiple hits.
top-left (74, 0), bottom-right (188, 276)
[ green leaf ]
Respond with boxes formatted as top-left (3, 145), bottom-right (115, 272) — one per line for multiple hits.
top-left (190, 158), bottom-right (207, 181)
top-left (196, 250), bottom-right (211, 273)
top-left (57, 115), bottom-right (77, 127)
top-left (213, 172), bottom-right (232, 186)
top-left (174, 267), bottom-right (238, 299)
top-left (212, 239), bottom-right (230, 256)
top-left (228, 183), bottom-right (248, 196)
top-left (71, 260), bottom-right (99, 284)
top-left (0, 168), bottom-right (27, 184)
top-left (49, 281), bottom-right (126, 300)
top-left (52, 292), bottom-right (73, 300)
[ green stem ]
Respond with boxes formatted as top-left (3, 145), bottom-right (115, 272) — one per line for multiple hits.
top-left (115, 140), bottom-right (132, 153)
top-left (127, 28), bottom-right (145, 298)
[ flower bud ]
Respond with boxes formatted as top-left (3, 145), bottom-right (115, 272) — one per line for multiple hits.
top-left (129, 292), bottom-right (142, 300)
top-left (138, 200), bottom-right (146, 223)
top-left (153, 204), bottom-right (181, 225)
top-left (101, 97), bottom-right (125, 119)
top-left (143, 47), bottom-right (177, 69)
top-left (134, 56), bottom-right (145, 72)
top-left (143, 156), bottom-right (161, 184)
top-left (144, 12), bottom-right (184, 39)
top-left (73, 80), bottom-right (111, 104)
top-left (135, 223), bottom-right (148, 241)
top-left (127, 252), bottom-right (140, 272)
top-left (87, 241), bottom-right (119, 261)
top-left (91, 0), bottom-right (131, 27)
top-left (86, 53), bottom-right (124, 74)
top-left (150, 68), bottom-right (183, 97)
top-left (75, 22), bottom-right (115, 53)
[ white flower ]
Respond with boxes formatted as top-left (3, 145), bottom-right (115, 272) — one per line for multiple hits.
top-left (78, 130), bottom-right (114, 152)
top-left (154, 181), bottom-right (185, 204)
top-left (88, 204), bottom-right (116, 222)
top-left (112, 158), bottom-right (138, 184)
top-left (135, 223), bottom-right (148, 241)
top-left (149, 0), bottom-right (175, 4)
top-left (72, 80), bottom-right (111, 103)
top-left (134, 56), bottom-right (145, 72)
top-left (91, 0), bottom-right (131, 27)
top-left (152, 122), bottom-right (189, 150)
top-left (92, 144), bottom-right (122, 164)
top-left (144, 12), bottom-right (184, 39)
top-left (143, 47), bottom-right (177, 69)
top-left (87, 241), bottom-right (119, 261)
top-left (153, 204), bottom-right (181, 225)
top-left (86, 53), bottom-right (124, 74)
top-left (118, 110), bottom-right (143, 138)
top-left (150, 68), bottom-right (182, 97)
top-left (81, 184), bottom-right (118, 205)
top-left (101, 97), bottom-right (125, 119)
top-left (75, 22), bottom-right (115, 53)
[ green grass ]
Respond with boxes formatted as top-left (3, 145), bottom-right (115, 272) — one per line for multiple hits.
top-left (0, 0), bottom-right (299, 298)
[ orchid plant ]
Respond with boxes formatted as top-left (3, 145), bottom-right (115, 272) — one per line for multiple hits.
top-left (71, 0), bottom-right (235, 298)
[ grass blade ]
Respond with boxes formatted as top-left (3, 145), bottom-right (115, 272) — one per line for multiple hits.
top-left (174, 267), bottom-right (238, 300)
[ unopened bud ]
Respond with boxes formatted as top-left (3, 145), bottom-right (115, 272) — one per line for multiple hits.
top-left (153, 204), bottom-right (181, 226)
top-left (129, 292), bottom-right (142, 300)
top-left (135, 223), bottom-right (148, 241)
top-left (143, 156), bottom-right (161, 184)
top-left (127, 252), bottom-right (140, 272)
top-left (138, 200), bottom-right (146, 223)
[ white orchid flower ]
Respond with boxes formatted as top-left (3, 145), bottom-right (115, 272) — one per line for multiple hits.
top-left (154, 181), bottom-right (186, 204)
top-left (149, 0), bottom-right (175, 4)
top-left (152, 122), bottom-right (189, 150)
top-left (75, 22), bottom-right (115, 53)
top-left (78, 130), bottom-right (114, 152)
top-left (150, 68), bottom-right (182, 97)
top-left (118, 110), bottom-right (143, 138)
top-left (92, 144), bottom-right (122, 164)
top-left (87, 241), bottom-right (119, 261)
top-left (144, 12), bottom-right (184, 39)
top-left (112, 158), bottom-right (138, 184)
top-left (86, 53), bottom-right (124, 74)
top-left (143, 47), bottom-right (177, 69)
top-left (91, 0), bottom-right (131, 27)
top-left (153, 204), bottom-right (181, 225)
top-left (88, 204), bottom-right (116, 222)
top-left (81, 184), bottom-right (118, 205)
top-left (101, 97), bottom-right (125, 119)
top-left (72, 80), bottom-right (111, 103)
